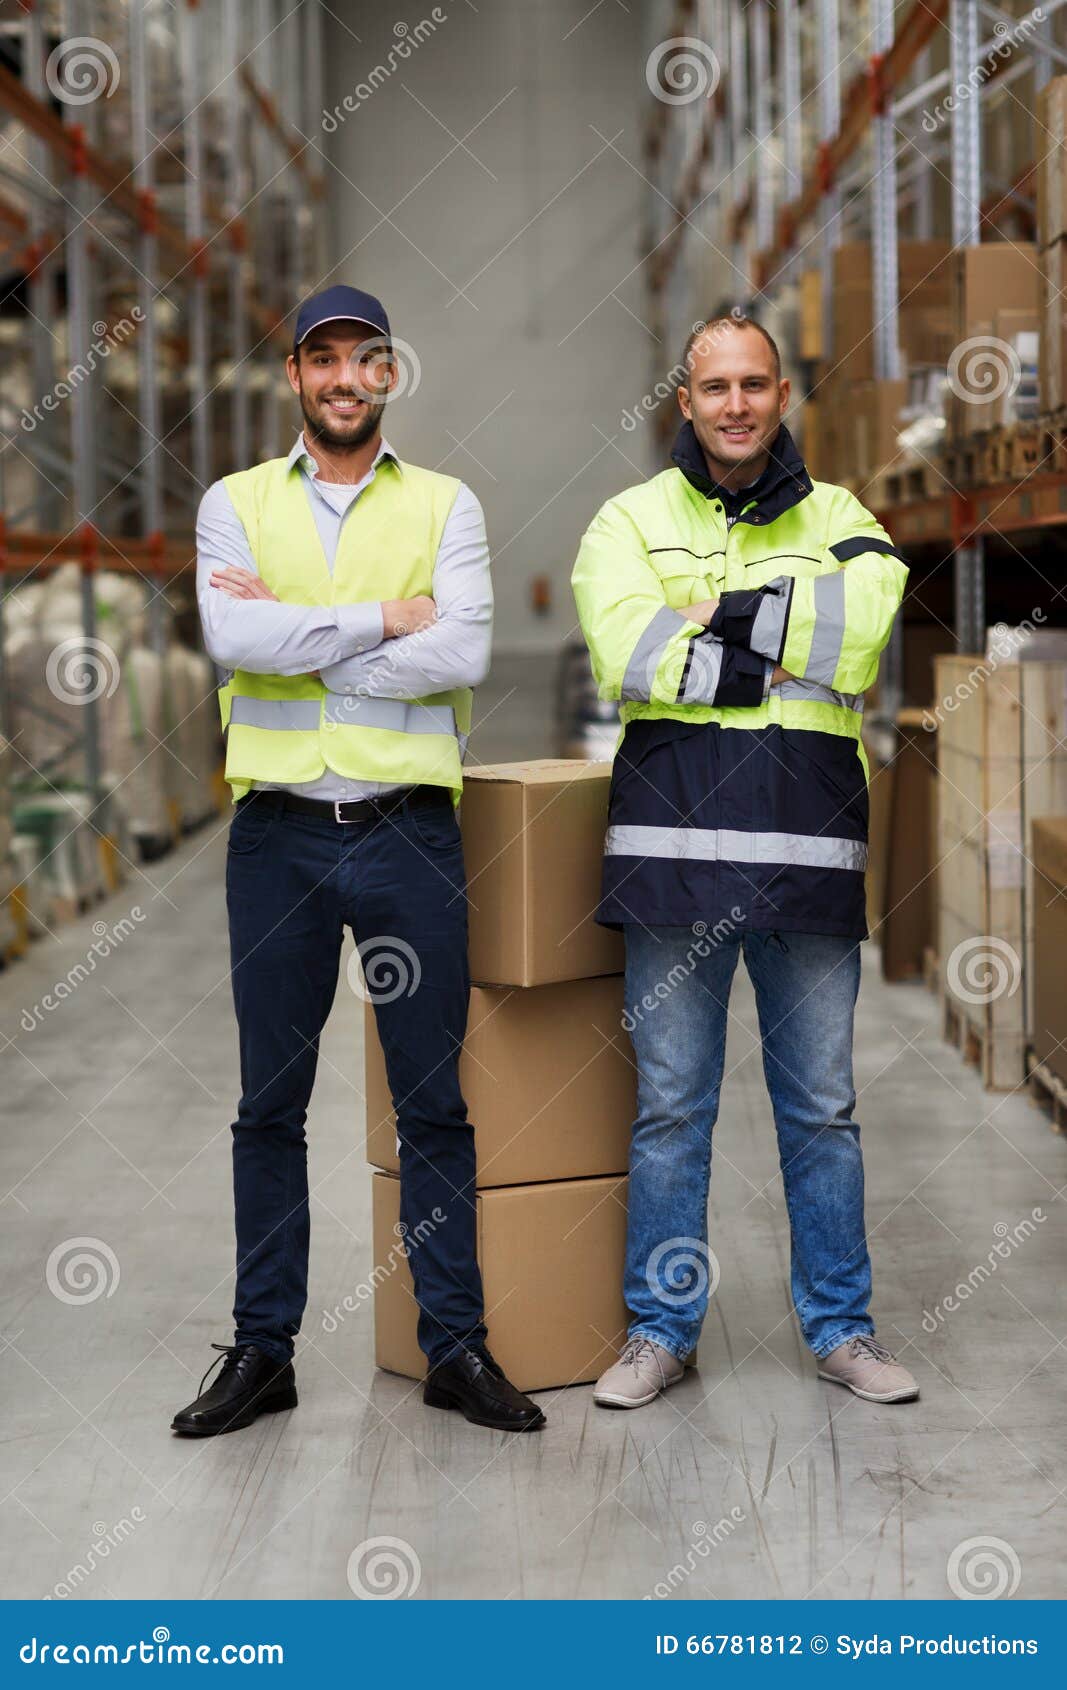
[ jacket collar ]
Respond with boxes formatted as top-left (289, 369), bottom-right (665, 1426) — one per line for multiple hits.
top-left (669, 417), bottom-right (813, 525)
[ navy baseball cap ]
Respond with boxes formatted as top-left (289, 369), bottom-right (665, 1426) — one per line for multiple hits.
top-left (292, 285), bottom-right (390, 354)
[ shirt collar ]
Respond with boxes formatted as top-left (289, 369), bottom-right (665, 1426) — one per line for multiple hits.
top-left (286, 431), bottom-right (401, 478)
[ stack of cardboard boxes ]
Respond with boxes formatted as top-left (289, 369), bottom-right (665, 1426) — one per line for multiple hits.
top-left (946, 242), bottom-right (1039, 471)
top-left (365, 761), bottom-right (639, 1394)
top-left (1039, 78), bottom-right (1067, 414)
top-left (802, 240), bottom-right (955, 487)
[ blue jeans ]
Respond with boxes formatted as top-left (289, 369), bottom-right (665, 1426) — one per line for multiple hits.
top-left (225, 789), bottom-right (487, 1370)
top-left (623, 924), bottom-right (875, 1361)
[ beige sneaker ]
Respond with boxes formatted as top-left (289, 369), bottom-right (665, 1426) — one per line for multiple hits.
top-left (593, 1336), bottom-right (686, 1408)
top-left (817, 1335), bottom-right (919, 1403)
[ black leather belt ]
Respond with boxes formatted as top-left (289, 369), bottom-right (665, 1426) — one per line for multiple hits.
top-left (237, 785), bottom-right (444, 825)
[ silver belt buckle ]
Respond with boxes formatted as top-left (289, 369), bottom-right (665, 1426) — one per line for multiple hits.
top-left (334, 800), bottom-right (357, 823)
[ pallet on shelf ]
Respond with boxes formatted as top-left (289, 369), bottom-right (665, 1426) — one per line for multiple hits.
top-left (1025, 1055), bottom-right (1067, 1136)
top-left (935, 654), bottom-right (1067, 1091)
top-left (983, 424), bottom-right (1045, 483)
top-left (922, 945), bottom-right (940, 995)
top-left (942, 438), bottom-right (982, 489)
top-left (883, 458), bottom-right (947, 505)
top-left (941, 992), bottom-right (1000, 1088)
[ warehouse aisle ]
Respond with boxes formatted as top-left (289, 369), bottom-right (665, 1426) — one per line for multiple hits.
top-left (2, 678), bottom-right (1064, 1602)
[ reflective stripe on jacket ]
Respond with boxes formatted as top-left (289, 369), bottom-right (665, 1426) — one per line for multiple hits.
top-left (218, 455), bottom-right (470, 803)
top-left (570, 420), bottom-right (908, 938)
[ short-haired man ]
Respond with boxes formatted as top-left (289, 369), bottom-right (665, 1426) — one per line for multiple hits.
top-left (572, 315), bottom-right (918, 1410)
top-left (174, 285), bottom-right (545, 1436)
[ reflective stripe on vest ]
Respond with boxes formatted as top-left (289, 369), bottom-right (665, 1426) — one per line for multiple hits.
top-left (604, 824), bottom-right (867, 872)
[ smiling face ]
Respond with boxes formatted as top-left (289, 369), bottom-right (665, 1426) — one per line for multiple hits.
top-left (285, 320), bottom-right (398, 453)
top-left (678, 322), bottom-right (790, 490)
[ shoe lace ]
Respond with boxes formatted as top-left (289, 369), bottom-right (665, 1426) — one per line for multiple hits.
top-left (197, 1342), bottom-right (242, 1398)
top-left (847, 1336), bottom-right (893, 1364)
top-left (619, 1337), bottom-right (667, 1384)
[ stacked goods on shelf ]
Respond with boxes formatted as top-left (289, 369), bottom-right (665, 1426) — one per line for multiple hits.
top-left (366, 761), bottom-right (637, 1393)
top-left (0, 736), bottom-right (17, 956)
top-left (946, 243), bottom-right (1039, 483)
top-left (802, 242), bottom-right (955, 492)
top-left (9, 794), bottom-right (107, 924)
top-left (876, 710), bottom-right (940, 983)
top-left (1038, 79), bottom-right (1067, 415)
top-left (162, 644), bottom-right (224, 832)
top-left (7, 831), bottom-right (53, 940)
top-left (934, 644), bottom-right (1067, 1090)
top-left (1029, 817), bottom-right (1067, 1118)
top-left (2, 565), bottom-right (222, 879)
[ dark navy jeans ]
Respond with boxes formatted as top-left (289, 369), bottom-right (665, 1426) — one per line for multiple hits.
top-left (225, 788), bottom-right (487, 1370)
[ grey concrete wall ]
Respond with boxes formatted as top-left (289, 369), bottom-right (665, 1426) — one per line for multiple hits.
top-left (319, 0), bottom-right (655, 655)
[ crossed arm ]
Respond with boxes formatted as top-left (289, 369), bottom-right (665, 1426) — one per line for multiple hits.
top-left (571, 489), bottom-right (908, 709)
top-left (196, 480), bottom-right (492, 695)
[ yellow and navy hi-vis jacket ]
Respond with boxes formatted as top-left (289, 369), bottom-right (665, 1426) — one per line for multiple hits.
top-left (570, 419), bottom-right (908, 939)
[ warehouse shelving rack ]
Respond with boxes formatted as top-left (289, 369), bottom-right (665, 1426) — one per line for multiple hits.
top-left (642, 0), bottom-right (1067, 708)
top-left (0, 0), bottom-right (327, 826)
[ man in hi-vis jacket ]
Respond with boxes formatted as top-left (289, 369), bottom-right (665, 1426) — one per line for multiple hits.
top-left (572, 315), bottom-right (919, 1411)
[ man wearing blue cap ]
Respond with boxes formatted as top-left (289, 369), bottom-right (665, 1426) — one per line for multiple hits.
top-left (175, 286), bottom-right (545, 1436)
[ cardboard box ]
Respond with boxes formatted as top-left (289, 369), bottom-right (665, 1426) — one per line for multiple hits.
top-left (952, 242), bottom-right (1038, 334)
top-left (800, 268), bottom-right (823, 360)
top-left (1030, 817), bottom-right (1067, 1085)
top-left (1041, 238), bottom-right (1067, 413)
top-left (991, 308), bottom-right (1039, 426)
top-left (831, 241), bottom-right (954, 381)
top-left (1037, 78), bottom-right (1067, 250)
top-left (946, 243), bottom-right (1038, 439)
top-left (459, 760), bottom-right (625, 986)
top-left (880, 709), bottom-right (938, 983)
top-left (852, 379), bottom-right (907, 478)
top-left (364, 974), bottom-right (635, 1186)
top-left (935, 655), bottom-right (1067, 1088)
top-left (862, 722), bottom-right (894, 938)
top-left (372, 1169), bottom-right (629, 1391)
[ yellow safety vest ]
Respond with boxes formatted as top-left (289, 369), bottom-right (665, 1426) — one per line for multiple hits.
top-left (218, 454), bottom-right (470, 804)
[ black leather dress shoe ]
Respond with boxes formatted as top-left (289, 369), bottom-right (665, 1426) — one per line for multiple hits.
top-left (423, 1344), bottom-right (546, 1431)
top-left (171, 1342), bottom-right (298, 1437)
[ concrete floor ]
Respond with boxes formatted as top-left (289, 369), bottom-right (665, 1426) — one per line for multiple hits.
top-left (2, 662), bottom-right (1065, 1601)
